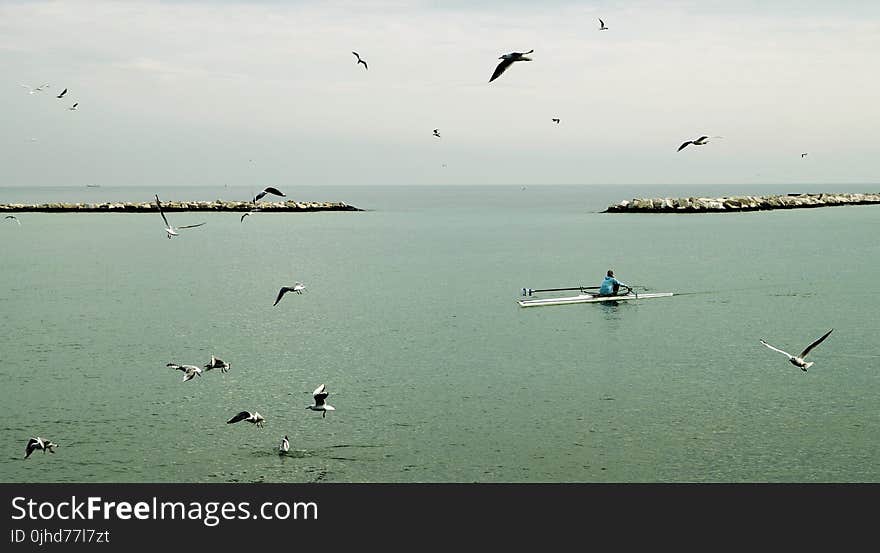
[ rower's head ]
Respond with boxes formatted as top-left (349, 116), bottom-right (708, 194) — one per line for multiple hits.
top-left (607, 269), bottom-right (614, 277)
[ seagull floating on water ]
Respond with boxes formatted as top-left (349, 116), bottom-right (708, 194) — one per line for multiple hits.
top-left (352, 51), bottom-right (368, 70)
top-left (5, 215), bottom-right (21, 225)
top-left (599, 18), bottom-right (609, 30)
top-left (204, 355), bottom-right (230, 373)
top-left (25, 437), bottom-right (57, 458)
top-left (253, 186), bottom-right (286, 203)
top-left (273, 282), bottom-right (306, 306)
top-left (56, 88), bottom-right (68, 99)
top-left (307, 384), bottom-right (335, 418)
top-left (167, 362), bottom-right (202, 382)
top-left (489, 49), bottom-right (533, 83)
top-left (227, 411), bottom-right (265, 428)
top-left (760, 329), bottom-right (834, 372)
top-left (433, 129), bottom-right (441, 138)
top-left (801, 153), bottom-right (808, 158)
top-left (279, 435), bottom-right (290, 454)
top-left (552, 118), bottom-right (560, 124)
top-left (154, 194), bottom-right (206, 239)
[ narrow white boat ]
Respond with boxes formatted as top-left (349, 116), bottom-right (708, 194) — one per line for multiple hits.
top-left (518, 286), bottom-right (673, 307)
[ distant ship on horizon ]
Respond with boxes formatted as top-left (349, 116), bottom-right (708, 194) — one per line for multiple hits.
top-left (85, 184), bottom-right (101, 188)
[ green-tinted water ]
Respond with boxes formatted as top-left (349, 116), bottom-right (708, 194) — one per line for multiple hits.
top-left (2, 185), bottom-right (878, 482)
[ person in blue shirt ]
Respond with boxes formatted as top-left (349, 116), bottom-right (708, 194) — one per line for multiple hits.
top-left (598, 269), bottom-right (626, 296)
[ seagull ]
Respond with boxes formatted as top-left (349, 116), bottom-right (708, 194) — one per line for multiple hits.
top-left (801, 153), bottom-right (808, 158)
top-left (279, 435), bottom-right (290, 454)
top-left (21, 83), bottom-right (49, 95)
top-left (5, 215), bottom-right (21, 225)
top-left (204, 355), bottom-right (230, 373)
top-left (25, 437), bottom-right (57, 459)
top-left (489, 49), bottom-right (533, 83)
top-left (352, 51), bottom-right (368, 70)
top-left (227, 411), bottom-right (265, 428)
top-left (154, 194), bottom-right (206, 239)
top-left (677, 135), bottom-right (711, 152)
top-left (552, 118), bottom-right (560, 124)
top-left (599, 18), bottom-right (608, 30)
top-left (56, 88), bottom-right (68, 99)
top-left (68, 103), bottom-right (78, 111)
top-left (253, 186), bottom-right (286, 203)
top-left (760, 329), bottom-right (834, 372)
top-left (433, 129), bottom-right (441, 138)
top-left (167, 362), bottom-right (202, 382)
top-left (306, 384), bottom-right (335, 418)
top-left (273, 282), bottom-right (306, 306)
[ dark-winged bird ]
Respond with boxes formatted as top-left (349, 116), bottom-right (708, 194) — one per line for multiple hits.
top-left (489, 49), bottom-right (533, 83)
top-left (352, 51), bottom-right (368, 70)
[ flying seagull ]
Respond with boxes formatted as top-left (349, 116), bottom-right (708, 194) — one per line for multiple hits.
top-left (227, 411), bottom-right (265, 428)
top-left (204, 355), bottom-right (230, 373)
top-left (599, 18), bottom-right (608, 30)
top-left (5, 215), bottom-right (21, 226)
top-left (154, 194), bottom-right (206, 239)
top-left (21, 83), bottom-right (49, 95)
top-left (352, 51), bottom-right (368, 70)
top-left (56, 88), bottom-right (68, 99)
top-left (306, 384), bottom-right (335, 418)
top-left (253, 186), bottom-right (286, 203)
top-left (273, 282), bottom-right (306, 306)
top-left (68, 103), bottom-right (78, 111)
top-left (677, 135), bottom-right (713, 152)
top-left (167, 362), bottom-right (202, 382)
top-left (552, 118), bottom-right (560, 124)
top-left (489, 49), bottom-right (533, 83)
top-left (25, 437), bottom-right (57, 459)
top-left (760, 329), bottom-right (834, 372)
top-left (279, 435), bottom-right (290, 454)
top-left (433, 129), bottom-right (441, 138)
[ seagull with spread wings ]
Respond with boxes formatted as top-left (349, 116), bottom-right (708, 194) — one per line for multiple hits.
top-left (760, 329), bottom-right (834, 371)
top-left (306, 384), bottom-right (335, 418)
top-left (25, 437), bottom-right (57, 459)
top-left (166, 362), bottom-right (202, 382)
top-left (677, 135), bottom-right (723, 152)
top-left (273, 282), bottom-right (306, 306)
top-left (154, 194), bottom-right (206, 239)
top-left (352, 51), bottom-right (368, 70)
top-left (489, 49), bottom-right (533, 83)
top-left (227, 411), bottom-right (265, 428)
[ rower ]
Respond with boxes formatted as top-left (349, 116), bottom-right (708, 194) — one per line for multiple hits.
top-left (598, 269), bottom-right (627, 297)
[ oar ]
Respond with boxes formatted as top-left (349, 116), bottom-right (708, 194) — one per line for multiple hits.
top-left (522, 286), bottom-right (600, 297)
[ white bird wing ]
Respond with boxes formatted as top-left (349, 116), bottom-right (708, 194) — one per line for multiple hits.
top-left (312, 384), bottom-right (327, 398)
top-left (800, 329), bottom-right (833, 358)
top-left (760, 340), bottom-right (793, 358)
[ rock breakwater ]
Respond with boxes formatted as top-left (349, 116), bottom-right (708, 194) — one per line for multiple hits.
top-left (603, 192), bottom-right (880, 213)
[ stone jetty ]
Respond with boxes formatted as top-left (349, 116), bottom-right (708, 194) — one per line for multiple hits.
top-left (603, 192), bottom-right (880, 213)
top-left (0, 200), bottom-right (363, 213)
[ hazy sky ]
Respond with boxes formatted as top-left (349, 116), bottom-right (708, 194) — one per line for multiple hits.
top-left (2, 0), bottom-right (879, 186)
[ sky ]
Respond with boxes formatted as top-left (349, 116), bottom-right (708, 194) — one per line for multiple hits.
top-left (1, 0), bottom-right (879, 187)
